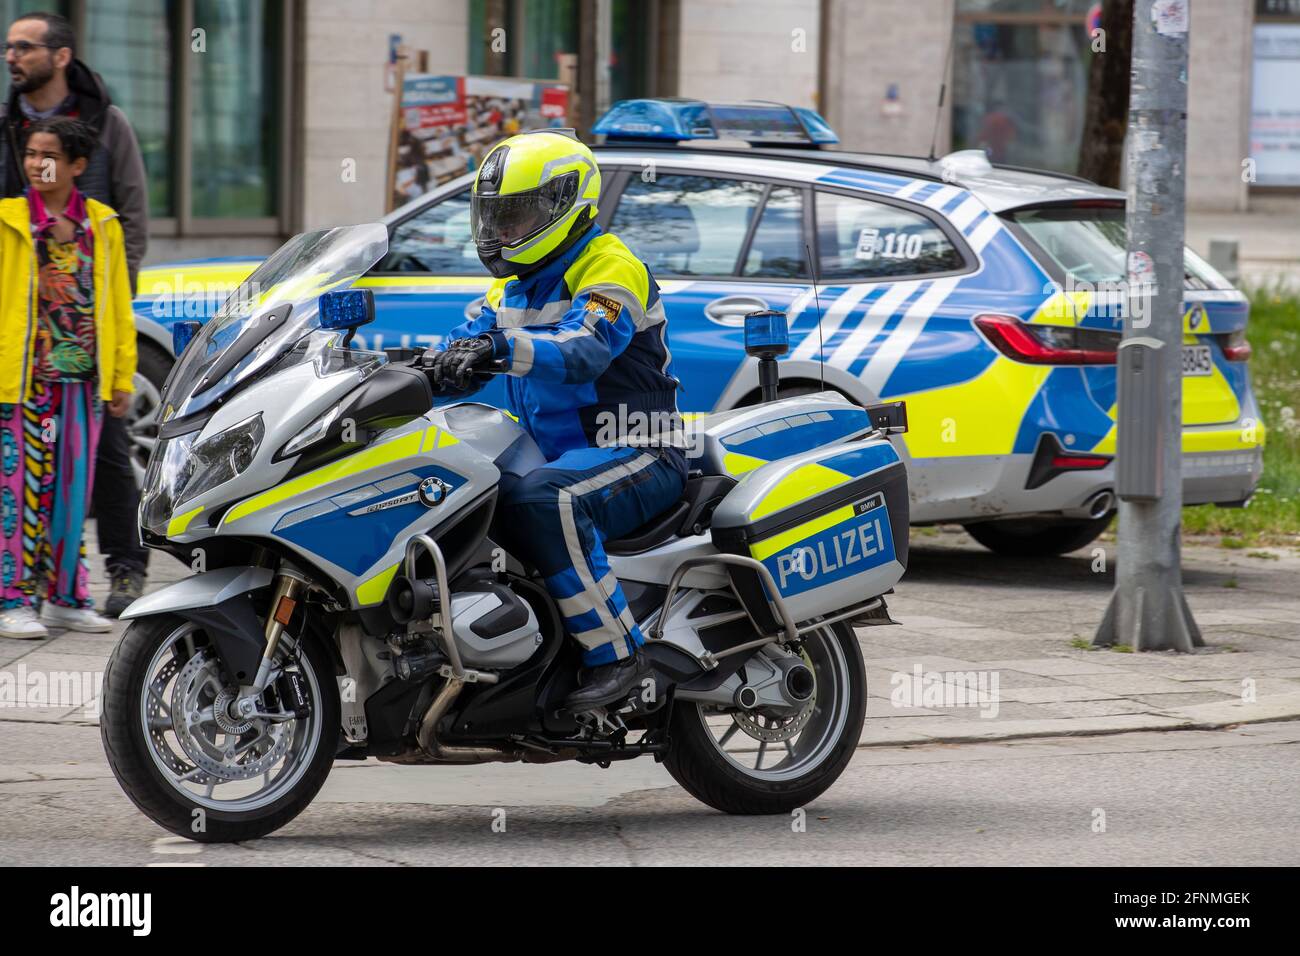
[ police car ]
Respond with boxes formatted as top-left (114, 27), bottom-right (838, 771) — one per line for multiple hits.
top-left (131, 99), bottom-right (1264, 557)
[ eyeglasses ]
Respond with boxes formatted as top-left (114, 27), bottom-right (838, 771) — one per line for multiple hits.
top-left (4, 41), bottom-right (57, 56)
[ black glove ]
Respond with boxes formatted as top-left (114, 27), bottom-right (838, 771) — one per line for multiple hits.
top-left (423, 336), bottom-right (496, 391)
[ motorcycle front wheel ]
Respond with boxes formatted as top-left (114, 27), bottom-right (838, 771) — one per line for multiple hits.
top-left (100, 613), bottom-right (339, 843)
top-left (663, 621), bottom-right (866, 814)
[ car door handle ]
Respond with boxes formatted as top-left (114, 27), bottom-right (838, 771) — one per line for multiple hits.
top-left (463, 296), bottom-right (486, 322)
top-left (703, 295), bottom-right (770, 327)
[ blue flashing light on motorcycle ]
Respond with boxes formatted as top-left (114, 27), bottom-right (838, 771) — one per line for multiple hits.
top-left (744, 309), bottom-right (788, 403)
top-left (318, 288), bottom-right (376, 332)
top-left (172, 319), bottom-right (201, 357)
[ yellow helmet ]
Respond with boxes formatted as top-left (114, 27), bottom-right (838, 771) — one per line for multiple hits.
top-left (471, 129), bottom-right (601, 279)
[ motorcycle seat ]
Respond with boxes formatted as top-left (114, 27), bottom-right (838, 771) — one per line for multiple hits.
top-left (605, 474), bottom-right (736, 556)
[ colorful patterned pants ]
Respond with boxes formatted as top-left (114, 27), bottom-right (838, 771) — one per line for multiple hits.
top-left (0, 380), bottom-right (103, 609)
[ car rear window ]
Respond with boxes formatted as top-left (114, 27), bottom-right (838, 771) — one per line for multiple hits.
top-left (1002, 204), bottom-right (1235, 291)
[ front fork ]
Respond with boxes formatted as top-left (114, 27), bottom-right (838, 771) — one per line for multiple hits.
top-left (233, 570), bottom-right (308, 721)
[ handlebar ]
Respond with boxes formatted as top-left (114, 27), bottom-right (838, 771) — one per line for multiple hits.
top-left (408, 347), bottom-right (510, 398)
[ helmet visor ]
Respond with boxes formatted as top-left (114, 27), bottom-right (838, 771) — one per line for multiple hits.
top-left (471, 171), bottom-right (580, 250)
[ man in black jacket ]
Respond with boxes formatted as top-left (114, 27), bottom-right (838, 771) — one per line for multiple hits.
top-left (2, 11), bottom-right (152, 617)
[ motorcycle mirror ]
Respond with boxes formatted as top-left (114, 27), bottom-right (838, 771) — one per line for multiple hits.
top-left (318, 288), bottom-right (376, 332)
top-left (172, 320), bottom-right (202, 357)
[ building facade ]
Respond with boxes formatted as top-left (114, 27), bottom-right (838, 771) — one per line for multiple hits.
top-left (2, 0), bottom-right (1289, 261)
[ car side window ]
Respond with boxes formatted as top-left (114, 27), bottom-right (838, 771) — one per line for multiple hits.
top-left (742, 186), bottom-right (807, 279)
top-left (815, 190), bottom-right (965, 281)
top-left (609, 174), bottom-right (766, 277)
top-left (377, 189), bottom-right (486, 275)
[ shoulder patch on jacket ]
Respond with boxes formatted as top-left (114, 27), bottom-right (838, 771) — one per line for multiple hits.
top-left (584, 291), bottom-right (623, 322)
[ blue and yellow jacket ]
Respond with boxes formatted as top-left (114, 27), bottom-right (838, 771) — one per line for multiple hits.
top-left (441, 225), bottom-right (682, 461)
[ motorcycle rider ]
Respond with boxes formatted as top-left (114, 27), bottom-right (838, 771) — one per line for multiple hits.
top-left (424, 129), bottom-right (686, 713)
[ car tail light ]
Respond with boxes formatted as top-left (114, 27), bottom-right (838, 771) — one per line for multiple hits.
top-left (974, 313), bottom-right (1120, 365)
top-left (1219, 329), bottom-right (1251, 362)
top-left (1050, 454), bottom-right (1111, 470)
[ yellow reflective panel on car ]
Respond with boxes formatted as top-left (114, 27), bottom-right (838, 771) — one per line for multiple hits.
top-left (1028, 288), bottom-right (1091, 326)
top-left (356, 276), bottom-right (492, 290)
top-left (137, 263), bottom-right (260, 296)
top-left (1182, 333), bottom-right (1241, 426)
top-left (886, 356), bottom-right (1052, 458)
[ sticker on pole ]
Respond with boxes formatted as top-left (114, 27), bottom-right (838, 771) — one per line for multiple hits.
top-left (1151, 0), bottom-right (1188, 37)
top-left (1127, 250), bottom-right (1156, 291)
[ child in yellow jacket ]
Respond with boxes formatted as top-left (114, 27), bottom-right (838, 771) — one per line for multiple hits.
top-left (0, 116), bottom-right (135, 638)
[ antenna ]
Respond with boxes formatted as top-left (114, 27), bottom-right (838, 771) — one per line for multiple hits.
top-left (928, 24), bottom-right (957, 163)
top-left (804, 241), bottom-right (825, 392)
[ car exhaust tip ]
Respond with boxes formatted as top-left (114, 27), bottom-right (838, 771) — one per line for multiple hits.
top-left (1087, 490), bottom-right (1115, 520)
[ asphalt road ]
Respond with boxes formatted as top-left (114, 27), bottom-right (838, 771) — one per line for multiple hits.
top-left (2, 719), bottom-right (1296, 866)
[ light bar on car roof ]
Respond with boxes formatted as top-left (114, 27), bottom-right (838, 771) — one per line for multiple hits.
top-left (593, 98), bottom-right (839, 147)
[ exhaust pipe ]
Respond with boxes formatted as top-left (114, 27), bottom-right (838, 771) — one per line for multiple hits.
top-left (1085, 490), bottom-right (1115, 519)
top-left (1062, 490), bottom-right (1115, 521)
top-left (417, 679), bottom-right (519, 763)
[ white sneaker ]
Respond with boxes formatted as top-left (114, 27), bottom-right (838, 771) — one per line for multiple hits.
top-left (39, 603), bottom-right (114, 633)
top-left (0, 606), bottom-right (49, 640)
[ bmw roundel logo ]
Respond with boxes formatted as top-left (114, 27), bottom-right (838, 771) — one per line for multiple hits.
top-left (417, 477), bottom-right (450, 507)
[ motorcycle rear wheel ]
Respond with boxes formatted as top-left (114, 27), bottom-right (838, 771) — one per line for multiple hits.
top-left (663, 622), bottom-right (866, 814)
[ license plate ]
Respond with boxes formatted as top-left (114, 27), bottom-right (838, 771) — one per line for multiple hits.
top-left (1182, 345), bottom-right (1212, 376)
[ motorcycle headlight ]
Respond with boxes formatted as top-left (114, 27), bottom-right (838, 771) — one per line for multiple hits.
top-left (142, 415), bottom-right (265, 536)
top-left (176, 413), bottom-right (265, 508)
top-left (141, 431), bottom-right (197, 537)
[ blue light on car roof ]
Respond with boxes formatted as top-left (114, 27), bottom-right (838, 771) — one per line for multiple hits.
top-left (594, 99), bottom-right (838, 146)
top-left (792, 107), bottom-right (839, 145)
top-left (593, 99), bottom-right (713, 141)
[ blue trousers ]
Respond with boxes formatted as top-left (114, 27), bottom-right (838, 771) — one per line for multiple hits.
top-left (498, 445), bottom-right (687, 665)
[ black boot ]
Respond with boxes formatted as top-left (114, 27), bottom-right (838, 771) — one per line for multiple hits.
top-left (565, 648), bottom-right (650, 712)
top-left (104, 568), bottom-right (146, 619)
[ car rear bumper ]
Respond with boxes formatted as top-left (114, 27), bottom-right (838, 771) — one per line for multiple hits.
top-left (906, 443), bottom-right (1264, 523)
top-left (1181, 447), bottom-right (1263, 506)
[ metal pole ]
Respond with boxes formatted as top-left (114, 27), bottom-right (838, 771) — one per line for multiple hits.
top-left (1094, 0), bottom-right (1202, 652)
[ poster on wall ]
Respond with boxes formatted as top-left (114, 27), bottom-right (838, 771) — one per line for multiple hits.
top-left (1250, 23), bottom-right (1300, 186)
top-left (387, 73), bottom-right (570, 211)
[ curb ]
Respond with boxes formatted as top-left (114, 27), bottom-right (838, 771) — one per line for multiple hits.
top-left (856, 693), bottom-right (1300, 748)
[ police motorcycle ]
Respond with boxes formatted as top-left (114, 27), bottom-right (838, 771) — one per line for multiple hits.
top-left (100, 223), bottom-right (912, 842)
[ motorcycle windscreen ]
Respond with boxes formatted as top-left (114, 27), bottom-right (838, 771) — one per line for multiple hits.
top-left (161, 222), bottom-right (390, 420)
